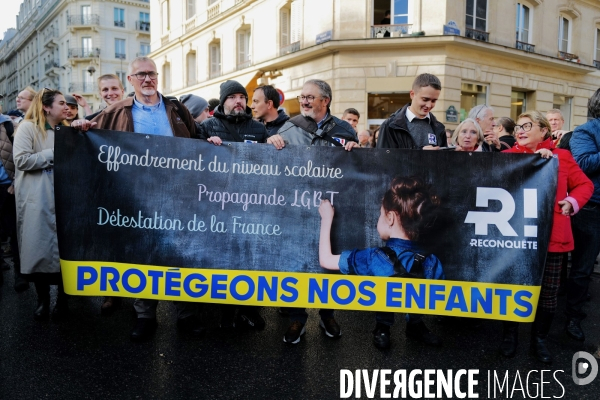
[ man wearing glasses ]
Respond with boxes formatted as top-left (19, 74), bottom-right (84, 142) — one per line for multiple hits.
top-left (88, 56), bottom-right (196, 139)
top-left (80, 56), bottom-right (200, 342)
top-left (268, 79), bottom-right (357, 345)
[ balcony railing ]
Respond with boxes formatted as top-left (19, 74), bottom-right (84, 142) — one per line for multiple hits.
top-left (279, 41), bottom-right (300, 57)
top-left (68, 82), bottom-right (95, 93)
top-left (371, 24), bottom-right (413, 38)
top-left (237, 59), bottom-right (251, 70)
top-left (207, 1), bottom-right (220, 20)
top-left (136, 21), bottom-right (150, 32)
top-left (594, 60), bottom-right (600, 69)
top-left (558, 51), bottom-right (579, 61)
top-left (114, 20), bottom-right (125, 28)
top-left (185, 19), bottom-right (196, 33)
top-left (516, 41), bottom-right (535, 53)
top-left (136, 51), bottom-right (150, 57)
top-left (465, 27), bottom-right (489, 42)
top-left (43, 28), bottom-right (58, 45)
top-left (115, 53), bottom-right (126, 59)
top-left (67, 14), bottom-right (100, 26)
top-left (68, 47), bottom-right (101, 58)
top-left (44, 60), bottom-right (60, 72)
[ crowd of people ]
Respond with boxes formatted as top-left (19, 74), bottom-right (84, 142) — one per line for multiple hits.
top-left (1, 56), bottom-right (599, 362)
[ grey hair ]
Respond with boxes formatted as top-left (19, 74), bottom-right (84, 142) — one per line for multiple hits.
top-left (451, 118), bottom-right (484, 147)
top-left (588, 89), bottom-right (600, 119)
top-left (127, 56), bottom-right (157, 75)
top-left (304, 79), bottom-right (332, 104)
top-left (468, 104), bottom-right (494, 121)
top-left (546, 108), bottom-right (564, 119)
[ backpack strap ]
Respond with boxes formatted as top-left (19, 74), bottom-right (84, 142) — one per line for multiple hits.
top-left (380, 247), bottom-right (426, 279)
top-left (288, 115), bottom-right (342, 147)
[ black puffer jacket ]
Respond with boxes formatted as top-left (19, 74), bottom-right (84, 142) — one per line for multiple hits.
top-left (376, 103), bottom-right (446, 149)
top-left (198, 105), bottom-right (267, 143)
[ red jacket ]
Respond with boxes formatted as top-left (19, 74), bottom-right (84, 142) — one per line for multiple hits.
top-left (503, 138), bottom-right (593, 252)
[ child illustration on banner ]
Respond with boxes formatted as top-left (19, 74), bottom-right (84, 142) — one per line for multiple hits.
top-left (318, 176), bottom-right (444, 349)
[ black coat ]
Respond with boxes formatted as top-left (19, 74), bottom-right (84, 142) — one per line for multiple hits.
top-left (376, 103), bottom-right (446, 149)
top-left (198, 105), bottom-right (268, 143)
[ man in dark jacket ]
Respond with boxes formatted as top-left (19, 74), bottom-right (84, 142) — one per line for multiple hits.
top-left (565, 89), bottom-right (600, 342)
top-left (376, 73), bottom-right (446, 150)
top-left (374, 73), bottom-right (445, 349)
top-left (198, 80), bottom-right (267, 144)
top-left (251, 85), bottom-right (289, 136)
top-left (268, 79), bottom-right (357, 345)
top-left (197, 79), bottom-right (268, 330)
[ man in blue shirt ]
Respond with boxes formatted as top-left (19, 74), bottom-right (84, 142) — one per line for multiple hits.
top-left (78, 56), bottom-right (200, 342)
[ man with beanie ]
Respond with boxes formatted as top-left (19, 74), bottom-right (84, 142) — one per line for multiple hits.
top-left (251, 85), bottom-right (289, 136)
top-left (198, 80), bottom-right (267, 144)
top-left (180, 94), bottom-right (210, 126)
top-left (197, 80), bottom-right (268, 330)
top-left (268, 79), bottom-right (357, 345)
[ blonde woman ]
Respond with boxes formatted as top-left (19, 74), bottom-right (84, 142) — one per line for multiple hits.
top-left (451, 118), bottom-right (485, 151)
top-left (13, 88), bottom-right (69, 320)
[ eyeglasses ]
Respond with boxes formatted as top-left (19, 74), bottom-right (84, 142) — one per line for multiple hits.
top-left (131, 71), bottom-right (159, 80)
top-left (297, 95), bottom-right (322, 103)
top-left (17, 95), bottom-right (33, 101)
top-left (514, 122), bottom-right (539, 132)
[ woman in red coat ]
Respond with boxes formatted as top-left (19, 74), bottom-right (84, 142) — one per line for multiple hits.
top-left (502, 110), bottom-right (593, 363)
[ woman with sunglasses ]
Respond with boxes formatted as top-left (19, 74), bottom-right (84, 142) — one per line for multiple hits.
top-left (13, 88), bottom-right (70, 320)
top-left (500, 111), bottom-right (593, 363)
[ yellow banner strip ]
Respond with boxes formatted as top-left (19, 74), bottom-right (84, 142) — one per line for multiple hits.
top-left (61, 260), bottom-right (540, 322)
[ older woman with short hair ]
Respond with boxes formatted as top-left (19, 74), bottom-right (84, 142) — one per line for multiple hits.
top-left (451, 118), bottom-right (485, 151)
top-left (501, 110), bottom-right (593, 363)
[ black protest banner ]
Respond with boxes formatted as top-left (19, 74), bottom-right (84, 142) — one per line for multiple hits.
top-left (54, 128), bottom-right (557, 321)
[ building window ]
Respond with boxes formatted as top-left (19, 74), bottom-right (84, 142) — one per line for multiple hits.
top-left (558, 16), bottom-right (571, 53)
top-left (460, 83), bottom-right (488, 122)
top-left (516, 3), bottom-right (531, 43)
top-left (465, 0), bottom-right (487, 32)
top-left (116, 71), bottom-right (127, 90)
top-left (82, 70), bottom-right (94, 93)
top-left (162, 63), bottom-right (171, 93)
top-left (114, 8), bottom-right (125, 27)
top-left (367, 92), bottom-right (411, 130)
top-left (82, 37), bottom-right (92, 54)
top-left (280, 6), bottom-right (290, 48)
top-left (373, 0), bottom-right (412, 25)
top-left (162, 1), bottom-right (170, 34)
top-left (81, 5), bottom-right (91, 24)
top-left (187, 0), bottom-right (195, 20)
top-left (138, 12), bottom-right (150, 31)
top-left (209, 42), bottom-right (221, 79)
top-left (115, 39), bottom-right (126, 59)
top-left (595, 28), bottom-right (600, 66)
top-left (140, 42), bottom-right (150, 56)
top-left (511, 91), bottom-right (527, 121)
top-left (186, 52), bottom-right (196, 86)
top-left (237, 29), bottom-right (251, 69)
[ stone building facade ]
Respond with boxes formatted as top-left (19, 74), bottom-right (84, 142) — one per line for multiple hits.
top-left (0, 0), bottom-right (150, 112)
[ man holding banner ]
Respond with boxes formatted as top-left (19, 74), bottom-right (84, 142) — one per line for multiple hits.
top-left (268, 79), bottom-right (357, 344)
top-left (75, 56), bottom-right (201, 341)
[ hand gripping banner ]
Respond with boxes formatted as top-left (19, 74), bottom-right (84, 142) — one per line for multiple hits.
top-left (54, 128), bottom-right (558, 322)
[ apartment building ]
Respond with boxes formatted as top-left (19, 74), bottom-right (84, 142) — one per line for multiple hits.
top-left (0, 0), bottom-right (150, 112)
top-left (149, 0), bottom-right (600, 131)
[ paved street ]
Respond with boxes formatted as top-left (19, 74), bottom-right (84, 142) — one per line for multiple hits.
top-left (1, 257), bottom-right (599, 399)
